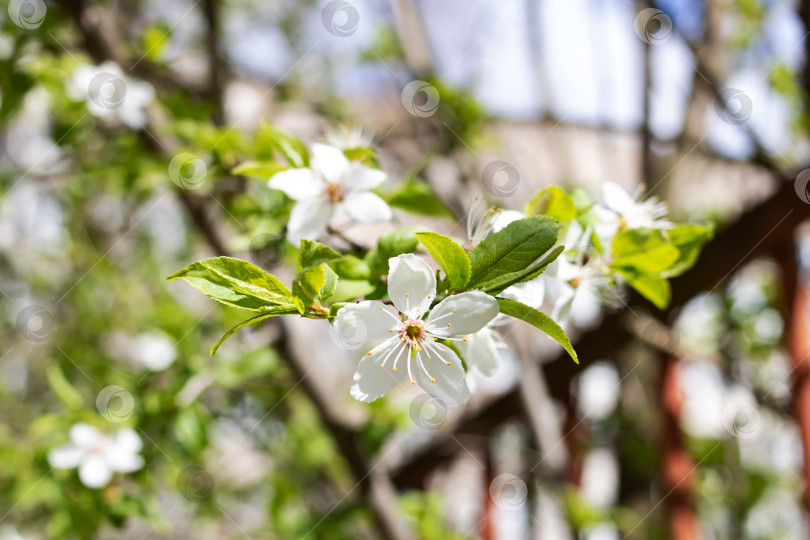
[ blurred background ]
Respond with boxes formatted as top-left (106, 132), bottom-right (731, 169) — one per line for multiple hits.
top-left (2, 0), bottom-right (810, 538)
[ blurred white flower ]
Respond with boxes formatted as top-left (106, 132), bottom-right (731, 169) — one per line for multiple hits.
top-left (594, 182), bottom-right (671, 240)
top-left (69, 61), bottom-right (155, 129)
top-left (48, 423), bottom-right (144, 488)
top-left (457, 326), bottom-right (504, 377)
top-left (550, 257), bottom-right (610, 325)
top-left (268, 143), bottom-right (391, 245)
top-left (334, 254), bottom-right (499, 407)
top-left (325, 125), bottom-right (374, 149)
top-left (106, 330), bottom-right (176, 371)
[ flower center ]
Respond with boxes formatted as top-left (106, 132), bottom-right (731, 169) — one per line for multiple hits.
top-left (325, 182), bottom-right (347, 203)
top-left (399, 318), bottom-right (426, 346)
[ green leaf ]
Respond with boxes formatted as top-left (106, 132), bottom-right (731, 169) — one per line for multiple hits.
top-left (168, 257), bottom-right (294, 312)
top-left (298, 239), bottom-right (341, 271)
top-left (616, 269), bottom-right (670, 309)
top-left (415, 232), bottom-right (471, 290)
top-left (232, 160), bottom-right (289, 179)
top-left (291, 240), bottom-right (342, 313)
top-left (343, 147), bottom-right (379, 168)
top-left (211, 307), bottom-right (298, 356)
top-left (317, 265), bottom-right (339, 303)
top-left (330, 279), bottom-right (377, 303)
top-left (384, 177), bottom-right (455, 218)
top-left (366, 225), bottom-right (426, 284)
top-left (525, 185), bottom-right (577, 222)
top-left (610, 229), bottom-right (680, 274)
top-left (496, 298), bottom-right (578, 363)
top-left (485, 244), bottom-right (564, 295)
top-left (468, 216), bottom-right (560, 290)
top-left (662, 224), bottom-right (714, 278)
top-left (329, 256), bottom-right (371, 280)
top-left (260, 122), bottom-right (309, 168)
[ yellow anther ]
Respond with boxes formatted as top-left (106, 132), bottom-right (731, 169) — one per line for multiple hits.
top-left (427, 356), bottom-right (432, 359)
top-left (406, 293), bottom-right (409, 297)
top-left (367, 351), bottom-right (372, 355)
top-left (379, 365), bottom-right (384, 369)
top-left (392, 367), bottom-right (397, 371)
top-left (447, 323), bottom-right (451, 327)
top-left (431, 378), bottom-right (435, 383)
top-left (434, 337), bottom-right (438, 342)
top-left (379, 306), bottom-right (383, 310)
top-left (445, 361), bottom-right (451, 365)
top-left (416, 347), bottom-right (422, 352)
top-left (411, 380), bottom-right (416, 385)
top-left (452, 309), bottom-right (456, 313)
top-left (462, 338), bottom-right (467, 342)
top-left (442, 348), bottom-right (447, 352)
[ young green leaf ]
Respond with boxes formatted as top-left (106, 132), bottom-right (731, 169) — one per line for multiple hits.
top-left (231, 160), bottom-right (289, 179)
top-left (662, 224), bottom-right (714, 278)
top-left (260, 122), bottom-right (309, 168)
top-left (616, 268), bottom-right (670, 309)
top-left (291, 240), bottom-right (342, 313)
top-left (298, 239), bottom-right (341, 271)
top-left (525, 185), bottom-right (577, 222)
top-left (610, 228), bottom-right (680, 274)
top-left (485, 244), bottom-right (564, 295)
top-left (211, 307), bottom-right (299, 356)
top-left (496, 298), bottom-right (578, 363)
top-left (468, 216), bottom-right (560, 290)
top-left (167, 257), bottom-right (294, 311)
top-left (415, 232), bottom-right (471, 290)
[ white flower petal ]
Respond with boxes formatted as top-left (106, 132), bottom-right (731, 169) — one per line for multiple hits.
top-left (106, 447), bottom-right (144, 473)
top-left (350, 340), bottom-right (407, 402)
top-left (602, 182), bottom-right (635, 215)
top-left (414, 347), bottom-right (470, 408)
top-left (457, 328), bottom-right (501, 376)
top-left (342, 162), bottom-right (387, 191)
top-left (552, 285), bottom-right (575, 325)
top-left (268, 168), bottom-right (323, 200)
top-left (342, 192), bottom-right (392, 223)
top-left (286, 197), bottom-right (333, 245)
top-left (69, 423), bottom-right (101, 449)
top-left (502, 277), bottom-right (545, 310)
top-left (492, 210), bottom-right (525, 232)
top-left (78, 455), bottom-right (113, 488)
top-left (48, 445), bottom-right (84, 469)
top-left (427, 291), bottom-right (499, 337)
top-left (387, 254), bottom-right (436, 318)
top-left (112, 428), bottom-right (142, 454)
top-left (334, 301), bottom-right (400, 347)
top-left (311, 143), bottom-right (350, 183)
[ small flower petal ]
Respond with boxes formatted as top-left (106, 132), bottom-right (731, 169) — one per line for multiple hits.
top-left (342, 192), bottom-right (393, 223)
top-left (602, 182), bottom-right (635, 215)
top-left (342, 162), bottom-right (387, 191)
top-left (78, 455), bottom-right (113, 488)
top-left (350, 340), bottom-right (407, 402)
top-left (491, 210), bottom-right (525, 233)
top-left (286, 197), bottom-right (333, 245)
top-left (457, 328), bottom-right (501, 377)
top-left (311, 143), bottom-right (350, 183)
top-left (387, 254), bottom-right (436, 318)
top-left (69, 422), bottom-right (101, 449)
top-left (268, 168), bottom-right (323, 200)
top-left (427, 291), bottom-right (499, 337)
top-left (334, 301), bottom-right (399, 347)
top-left (414, 346), bottom-right (470, 407)
top-left (48, 444), bottom-right (84, 469)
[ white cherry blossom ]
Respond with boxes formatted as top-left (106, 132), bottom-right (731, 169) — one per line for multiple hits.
top-left (48, 423), bottom-right (144, 488)
top-left (268, 143), bottom-right (392, 245)
top-left (334, 254), bottom-right (499, 407)
top-left (69, 62), bottom-right (155, 129)
top-left (594, 181), bottom-right (671, 240)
